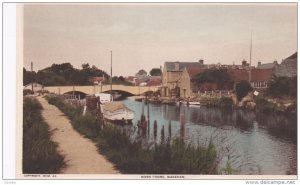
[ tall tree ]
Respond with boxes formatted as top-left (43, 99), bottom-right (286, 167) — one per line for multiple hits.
top-left (235, 80), bottom-right (253, 101)
top-left (192, 68), bottom-right (232, 89)
top-left (149, 68), bottom-right (162, 76)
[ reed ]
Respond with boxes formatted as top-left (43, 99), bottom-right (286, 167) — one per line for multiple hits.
top-left (46, 96), bottom-right (218, 174)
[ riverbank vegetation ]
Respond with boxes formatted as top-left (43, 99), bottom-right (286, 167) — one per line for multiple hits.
top-left (23, 97), bottom-right (65, 174)
top-left (200, 97), bottom-right (233, 108)
top-left (267, 76), bottom-right (297, 98)
top-left (46, 96), bottom-right (219, 174)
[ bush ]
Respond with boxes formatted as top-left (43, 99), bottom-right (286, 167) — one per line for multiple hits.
top-left (267, 76), bottom-right (297, 98)
top-left (219, 97), bottom-right (233, 108)
top-left (23, 98), bottom-right (65, 174)
top-left (255, 98), bottom-right (279, 115)
top-left (23, 89), bottom-right (34, 96)
top-left (235, 80), bottom-right (253, 101)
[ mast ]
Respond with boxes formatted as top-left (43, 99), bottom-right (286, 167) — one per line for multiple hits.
top-left (249, 31), bottom-right (252, 83)
top-left (110, 51), bottom-right (113, 101)
top-left (31, 62), bottom-right (33, 92)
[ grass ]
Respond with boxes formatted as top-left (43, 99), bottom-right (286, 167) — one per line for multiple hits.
top-left (200, 97), bottom-right (233, 108)
top-left (23, 97), bottom-right (65, 174)
top-left (46, 96), bottom-right (219, 174)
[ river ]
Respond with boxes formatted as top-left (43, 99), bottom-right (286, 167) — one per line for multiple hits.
top-left (122, 98), bottom-right (297, 175)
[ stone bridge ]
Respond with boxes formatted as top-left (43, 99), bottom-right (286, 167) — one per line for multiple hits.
top-left (44, 85), bottom-right (159, 96)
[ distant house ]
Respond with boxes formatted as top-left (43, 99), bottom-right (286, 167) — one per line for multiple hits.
top-left (24, 82), bottom-right (43, 92)
top-left (250, 68), bottom-right (274, 89)
top-left (125, 76), bottom-right (137, 85)
top-left (88, 77), bottom-right (105, 85)
top-left (275, 52), bottom-right (297, 77)
top-left (160, 59), bottom-right (276, 98)
top-left (146, 76), bottom-right (162, 86)
top-left (257, 60), bottom-right (279, 69)
top-left (161, 61), bottom-right (205, 97)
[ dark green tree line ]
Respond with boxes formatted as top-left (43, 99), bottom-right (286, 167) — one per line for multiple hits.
top-left (23, 63), bottom-right (109, 86)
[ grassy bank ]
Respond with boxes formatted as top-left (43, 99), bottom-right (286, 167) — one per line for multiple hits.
top-left (46, 96), bottom-right (218, 174)
top-left (200, 97), bottom-right (233, 108)
top-left (255, 97), bottom-right (297, 115)
top-left (23, 97), bottom-right (65, 174)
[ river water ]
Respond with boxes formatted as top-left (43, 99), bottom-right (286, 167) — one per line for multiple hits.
top-left (122, 98), bottom-right (297, 175)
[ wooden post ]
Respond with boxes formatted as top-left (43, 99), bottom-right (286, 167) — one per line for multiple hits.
top-left (168, 120), bottom-right (172, 138)
top-left (153, 120), bottom-right (157, 139)
top-left (180, 114), bottom-right (186, 139)
top-left (161, 126), bottom-right (165, 142)
top-left (31, 62), bottom-right (33, 92)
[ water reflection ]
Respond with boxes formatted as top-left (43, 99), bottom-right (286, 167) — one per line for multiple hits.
top-left (122, 99), bottom-right (297, 175)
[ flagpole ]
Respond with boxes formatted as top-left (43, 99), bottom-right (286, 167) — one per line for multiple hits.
top-left (249, 31), bottom-right (252, 83)
top-left (110, 51), bottom-right (113, 101)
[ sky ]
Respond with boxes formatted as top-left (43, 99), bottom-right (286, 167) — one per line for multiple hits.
top-left (23, 3), bottom-right (297, 77)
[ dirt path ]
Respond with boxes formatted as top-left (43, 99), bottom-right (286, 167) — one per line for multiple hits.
top-left (36, 96), bottom-right (119, 174)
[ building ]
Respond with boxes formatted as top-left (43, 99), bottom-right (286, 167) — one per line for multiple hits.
top-left (257, 60), bottom-right (279, 69)
top-left (125, 76), bottom-right (137, 85)
top-left (146, 76), bottom-right (162, 86)
top-left (275, 52), bottom-right (297, 77)
top-left (250, 68), bottom-right (274, 89)
top-left (160, 59), bottom-right (276, 98)
top-left (160, 61), bottom-right (205, 97)
top-left (88, 77), bottom-right (105, 85)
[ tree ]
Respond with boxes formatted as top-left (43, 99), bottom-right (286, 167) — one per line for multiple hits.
top-left (81, 63), bottom-right (90, 69)
top-left (23, 67), bottom-right (36, 85)
top-left (192, 68), bottom-right (232, 89)
top-left (266, 76), bottom-right (297, 98)
top-left (35, 62), bottom-right (109, 86)
top-left (150, 68), bottom-right (162, 76)
top-left (136, 69), bottom-right (147, 76)
top-left (235, 80), bottom-right (253, 101)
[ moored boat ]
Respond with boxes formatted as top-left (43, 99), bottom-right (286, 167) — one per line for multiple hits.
top-left (102, 102), bottom-right (134, 124)
top-left (181, 101), bottom-right (201, 106)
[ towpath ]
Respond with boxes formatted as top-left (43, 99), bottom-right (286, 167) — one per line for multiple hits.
top-left (36, 96), bottom-right (119, 174)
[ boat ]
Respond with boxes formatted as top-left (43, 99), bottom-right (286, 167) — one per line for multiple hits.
top-left (112, 92), bottom-right (122, 100)
top-left (180, 101), bottom-right (201, 106)
top-left (102, 102), bottom-right (134, 124)
top-left (94, 93), bottom-right (113, 104)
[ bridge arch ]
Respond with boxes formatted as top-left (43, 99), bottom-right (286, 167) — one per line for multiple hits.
top-left (63, 91), bottom-right (87, 99)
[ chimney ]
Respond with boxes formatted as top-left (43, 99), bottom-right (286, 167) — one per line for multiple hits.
top-left (257, 61), bottom-right (261, 66)
top-left (242, 59), bottom-right (247, 66)
top-left (199, 59), bottom-right (204, 65)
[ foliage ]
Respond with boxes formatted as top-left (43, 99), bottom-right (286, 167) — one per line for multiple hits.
top-left (255, 98), bottom-right (280, 115)
top-left (267, 76), bottom-right (297, 98)
top-left (200, 97), bottom-right (233, 108)
top-left (23, 89), bottom-right (34, 96)
top-left (112, 76), bottom-right (133, 85)
top-left (193, 68), bottom-right (232, 89)
top-left (25, 63), bottom-right (109, 86)
top-left (23, 97), bottom-right (65, 174)
top-left (47, 96), bottom-right (218, 174)
top-left (149, 68), bottom-right (162, 76)
top-left (219, 97), bottom-right (233, 108)
top-left (235, 80), bottom-right (253, 101)
top-left (23, 67), bottom-right (36, 86)
top-left (136, 69), bottom-right (147, 76)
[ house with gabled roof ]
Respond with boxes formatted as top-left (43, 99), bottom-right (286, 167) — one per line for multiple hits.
top-left (161, 60), bottom-right (206, 97)
top-left (275, 52), bottom-right (297, 77)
